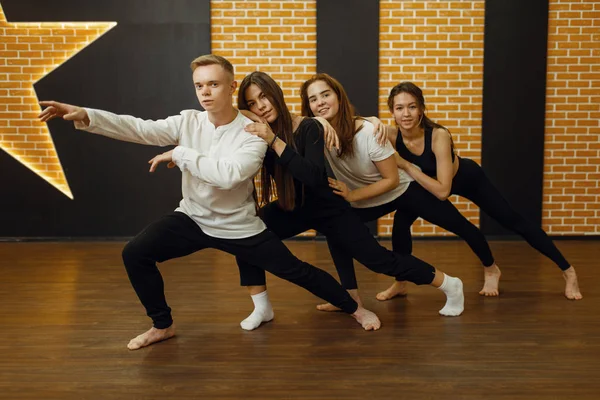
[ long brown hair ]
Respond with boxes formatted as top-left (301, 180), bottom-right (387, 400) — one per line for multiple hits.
top-left (238, 71), bottom-right (300, 211)
top-left (300, 73), bottom-right (357, 159)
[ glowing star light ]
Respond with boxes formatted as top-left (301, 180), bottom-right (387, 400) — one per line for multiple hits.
top-left (0, 3), bottom-right (116, 199)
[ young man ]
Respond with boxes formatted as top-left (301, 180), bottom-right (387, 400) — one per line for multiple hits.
top-left (38, 55), bottom-right (381, 351)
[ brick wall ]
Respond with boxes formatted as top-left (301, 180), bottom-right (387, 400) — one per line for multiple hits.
top-left (211, 0), bottom-right (316, 114)
top-left (0, 4), bottom-right (115, 199)
top-left (378, 0), bottom-right (485, 236)
top-left (3, 0), bottom-right (598, 236)
top-left (543, 0), bottom-right (600, 235)
top-left (211, 0), bottom-right (317, 236)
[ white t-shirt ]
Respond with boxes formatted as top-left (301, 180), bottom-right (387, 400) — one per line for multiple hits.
top-left (325, 120), bottom-right (413, 209)
top-left (76, 108), bottom-right (267, 239)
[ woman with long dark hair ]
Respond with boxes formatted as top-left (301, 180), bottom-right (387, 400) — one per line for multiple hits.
top-left (235, 71), bottom-right (465, 331)
top-left (298, 73), bottom-right (505, 312)
top-left (372, 82), bottom-right (582, 301)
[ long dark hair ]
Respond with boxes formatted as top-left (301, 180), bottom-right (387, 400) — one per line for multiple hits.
top-left (238, 71), bottom-right (300, 211)
top-left (300, 73), bottom-right (358, 159)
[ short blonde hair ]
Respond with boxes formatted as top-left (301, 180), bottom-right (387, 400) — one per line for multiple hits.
top-left (190, 54), bottom-right (234, 79)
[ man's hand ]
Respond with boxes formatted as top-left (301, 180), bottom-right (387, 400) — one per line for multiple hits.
top-left (148, 150), bottom-right (176, 172)
top-left (38, 101), bottom-right (89, 124)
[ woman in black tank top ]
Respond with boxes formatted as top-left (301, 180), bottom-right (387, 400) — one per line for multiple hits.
top-left (396, 125), bottom-right (455, 179)
top-left (376, 82), bottom-right (582, 301)
top-left (233, 72), bottom-right (469, 330)
top-left (300, 74), bottom-right (500, 313)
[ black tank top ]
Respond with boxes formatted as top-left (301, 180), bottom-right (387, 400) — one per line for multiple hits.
top-left (395, 126), bottom-right (455, 178)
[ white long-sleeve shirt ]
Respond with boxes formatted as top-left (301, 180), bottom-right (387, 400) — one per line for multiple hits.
top-left (75, 108), bottom-right (268, 239)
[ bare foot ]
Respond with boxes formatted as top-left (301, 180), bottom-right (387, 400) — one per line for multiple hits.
top-left (316, 302), bottom-right (341, 312)
top-left (563, 266), bottom-right (583, 300)
top-left (127, 325), bottom-right (176, 350)
top-left (479, 264), bottom-right (502, 296)
top-left (352, 307), bottom-right (381, 331)
top-left (317, 289), bottom-right (363, 312)
top-left (376, 281), bottom-right (408, 301)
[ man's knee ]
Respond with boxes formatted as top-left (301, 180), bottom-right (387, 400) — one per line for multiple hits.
top-left (122, 238), bottom-right (148, 266)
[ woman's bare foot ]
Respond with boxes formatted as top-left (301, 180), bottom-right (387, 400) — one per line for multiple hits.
top-left (563, 266), bottom-right (583, 300)
top-left (316, 302), bottom-right (341, 312)
top-left (352, 306), bottom-right (381, 331)
top-left (375, 281), bottom-right (408, 301)
top-left (127, 325), bottom-right (176, 350)
top-left (479, 264), bottom-right (501, 296)
top-left (317, 289), bottom-right (363, 312)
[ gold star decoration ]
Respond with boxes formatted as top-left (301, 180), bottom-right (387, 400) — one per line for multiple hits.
top-left (0, 3), bottom-right (115, 199)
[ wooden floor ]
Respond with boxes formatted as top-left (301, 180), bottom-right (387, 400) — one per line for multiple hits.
top-left (0, 240), bottom-right (598, 399)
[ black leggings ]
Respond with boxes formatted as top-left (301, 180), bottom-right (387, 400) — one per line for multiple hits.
top-left (121, 212), bottom-right (360, 328)
top-left (328, 181), bottom-right (494, 289)
top-left (236, 201), bottom-right (437, 290)
top-left (393, 157), bottom-right (571, 277)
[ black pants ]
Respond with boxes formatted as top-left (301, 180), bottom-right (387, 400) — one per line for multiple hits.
top-left (394, 157), bottom-right (571, 275)
top-left (236, 201), bottom-right (436, 290)
top-left (121, 212), bottom-right (359, 328)
top-left (327, 181), bottom-right (494, 289)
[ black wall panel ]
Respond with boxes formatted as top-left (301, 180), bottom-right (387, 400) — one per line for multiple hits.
top-left (317, 0), bottom-right (379, 236)
top-left (0, 0), bottom-right (211, 237)
top-left (481, 0), bottom-right (549, 236)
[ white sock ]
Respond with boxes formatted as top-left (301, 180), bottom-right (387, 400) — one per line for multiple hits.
top-left (437, 274), bottom-right (464, 317)
top-left (240, 290), bottom-right (274, 331)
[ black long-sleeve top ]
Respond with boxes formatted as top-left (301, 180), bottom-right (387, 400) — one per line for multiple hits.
top-left (264, 118), bottom-right (350, 213)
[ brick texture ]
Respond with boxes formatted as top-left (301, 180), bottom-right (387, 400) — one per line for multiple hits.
top-left (378, 0), bottom-right (485, 236)
top-left (211, 0), bottom-right (317, 236)
top-left (544, 0), bottom-right (600, 235)
top-left (0, 4), bottom-right (115, 198)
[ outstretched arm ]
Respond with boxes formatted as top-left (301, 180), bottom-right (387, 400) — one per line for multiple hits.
top-left (38, 101), bottom-right (89, 125)
top-left (38, 100), bottom-right (181, 146)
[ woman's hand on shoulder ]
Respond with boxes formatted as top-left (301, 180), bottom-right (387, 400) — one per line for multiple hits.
top-left (312, 116), bottom-right (339, 151)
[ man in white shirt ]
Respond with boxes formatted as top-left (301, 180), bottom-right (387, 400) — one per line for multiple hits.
top-left (38, 54), bottom-right (380, 350)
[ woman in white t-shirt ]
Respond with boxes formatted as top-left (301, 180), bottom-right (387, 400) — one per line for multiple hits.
top-left (234, 71), bottom-right (466, 331)
top-left (299, 73), bottom-right (500, 311)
